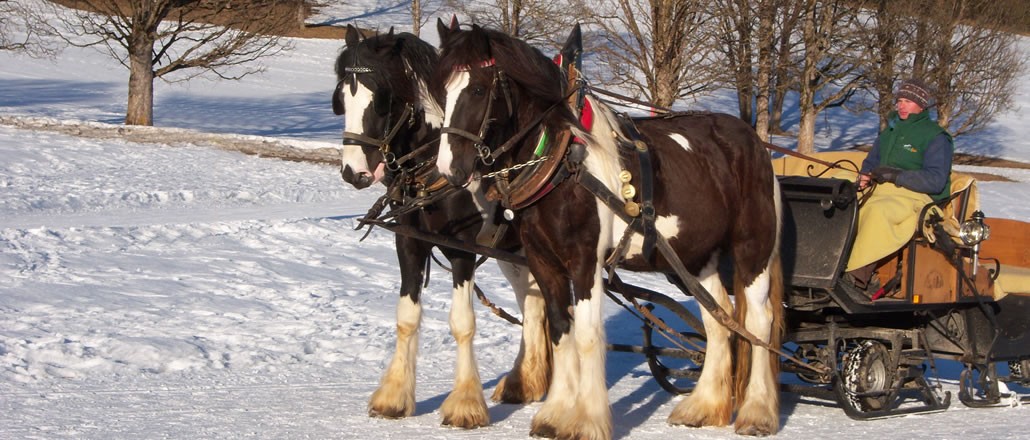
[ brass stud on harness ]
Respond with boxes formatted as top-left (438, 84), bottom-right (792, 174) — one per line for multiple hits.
top-left (621, 183), bottom-right (636, 199)
top-left (618, 170), bottom-right (633, 183)
top-left (624, 201), bottom-right (641, 217)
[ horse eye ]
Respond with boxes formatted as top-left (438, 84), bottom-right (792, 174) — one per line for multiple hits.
top-left (471, 86), bottom-right (486, 97)
top-left (373, 89), bottom-right (392, 115)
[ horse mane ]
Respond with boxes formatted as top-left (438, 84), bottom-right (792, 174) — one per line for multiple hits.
top-left (335, 31), bottom-right (443, 112)
top-left (435, 26), bottom-right (567, 115)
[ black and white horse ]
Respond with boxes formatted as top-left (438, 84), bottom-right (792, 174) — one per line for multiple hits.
top-left (332, 25), bottom-right (551, 428)
top-left (433, 21), bottom-right (784, 438)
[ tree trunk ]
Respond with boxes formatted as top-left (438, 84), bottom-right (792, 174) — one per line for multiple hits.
top-left (796, 0), bottom-right (818, 154)
top-left (125, 41), bottom-right (155, 126)
top-left (796, 105), bottom-right (816, 154)
top-left (769, 0), bottom-right (801, 134)
top-left (411, 0), bottom-right (421, 36)
top-left (753, 0), bottom-right (776, 141)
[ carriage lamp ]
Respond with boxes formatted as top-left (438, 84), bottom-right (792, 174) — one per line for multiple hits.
top-left (959, 210), bottom-right (990, 277)
top-left (959, 211), bottom-right (991, 246)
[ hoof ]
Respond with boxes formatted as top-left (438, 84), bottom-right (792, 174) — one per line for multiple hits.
top-left (667, 396), bottom-right (731, 428)
top-left (734, 423), bottom-right (777, 437)
top-left (440, 391), bottom-right (490, 429)
top-left (530, 423), bottom-right (558, 438)
top-left (492, 374), bottom-right (545, 404)
top-left (441, 414), bottom-right (489, 429)
top-left (733, 410), bottom-right (779, 436)
top-left (368, 405), bottom-right (409, 419)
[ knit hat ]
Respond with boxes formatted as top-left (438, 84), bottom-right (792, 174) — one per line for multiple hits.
top-left (896, 78), bottom-right (934, 109)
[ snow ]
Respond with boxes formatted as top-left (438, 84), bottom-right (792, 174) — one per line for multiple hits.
top-left (2, 3), bottom-right (1030, 439)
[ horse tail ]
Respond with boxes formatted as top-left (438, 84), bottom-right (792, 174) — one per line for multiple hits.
top-left (733, 174), bottom-right (785, 408)
top-left (767, 175), bottom-right (785, 386)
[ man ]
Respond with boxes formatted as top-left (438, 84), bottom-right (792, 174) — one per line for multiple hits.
top-left (846, 78), bottom-right (954, 290)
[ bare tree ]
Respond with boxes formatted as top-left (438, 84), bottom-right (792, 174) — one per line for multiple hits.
top-left (908, 0), bottom-right (1025, 136)
top-left (853, 0), bottom-right (909, 130)
top-left (766, 1), bottom-right (804, 135)
top-left (585, 0), bottom-right (721, 109)
top-left (714, 0), bottom-right (784, 139)
top-left (1, 0), bottom-right (61, 57)
top-left (714, 0), bottom-right (755, 123)
top-left (445, 0), bottom-right (577, 46)
top-left (47, 0), bottom-right (296, 126)
top-left (794, 0), bottom-right (871, 153)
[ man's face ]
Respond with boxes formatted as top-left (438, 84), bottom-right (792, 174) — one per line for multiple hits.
top-left (896, 97), bottom-right (924, 120)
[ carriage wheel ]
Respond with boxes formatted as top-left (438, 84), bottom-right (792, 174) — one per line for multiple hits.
top-left (643, 322), bottom-right (703, 395)
top-left (838, 340), bottom-right (894, 412)
top-left (1009, 359), bottom-right (1030, 385)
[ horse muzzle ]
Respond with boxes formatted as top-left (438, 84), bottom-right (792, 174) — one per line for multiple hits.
top-left (341, 165), bottom-right (375, 190)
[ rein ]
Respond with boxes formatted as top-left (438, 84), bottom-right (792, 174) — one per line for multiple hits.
top-left (590, 84), bottom-right (873, 180)
top-left (342, 103), bottom-right (414, 171)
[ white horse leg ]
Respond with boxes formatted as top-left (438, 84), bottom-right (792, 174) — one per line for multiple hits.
top-left (440, 279), bottom-right (490, 428)
top-left (368, 295), bottom-right (421, 418)
top-left (734, 265), bottom-right (780, 436)
top-left (669, 253), bottom-right (734, 427)
top-left (530, 330), bottom-right (578, 438)
top-left (493, 261), bottom-right (551, 403)
top-left (529, 266), bottom-right (579, 438)
top-left (567, 284), bottom-right (611, 440)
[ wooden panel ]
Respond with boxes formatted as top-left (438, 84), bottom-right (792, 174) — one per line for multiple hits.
top-left (902, 243), bottom-right (958, 304)
top-left (981, 218), bottom-right (1030, 269)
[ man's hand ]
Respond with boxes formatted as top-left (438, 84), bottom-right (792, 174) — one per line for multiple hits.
top-left (871, 166), bottom-right (903, 184)
top-left (858, 174), bottom-right (871, 190)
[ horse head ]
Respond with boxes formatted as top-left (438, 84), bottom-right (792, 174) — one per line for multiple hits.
top-left (333, 24), bottom-right (443, 189)
top-left (434, 19), bottom-right (574, 188)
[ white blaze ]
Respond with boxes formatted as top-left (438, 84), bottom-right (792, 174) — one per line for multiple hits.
top-left (437, 71), bottom-right (470, 178)
top-left (340, 82), bottom-right (376, 177)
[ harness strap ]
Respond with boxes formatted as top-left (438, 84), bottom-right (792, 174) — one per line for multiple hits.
top-left (614, 115), bottom-right (657, 260)
top-left (342, 104), bottom-right (413, 169)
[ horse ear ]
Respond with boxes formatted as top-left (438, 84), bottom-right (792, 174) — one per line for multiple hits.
top-left (450, 15), bottom-right (459, 30)
top-left (387, 26), bottom-right (395, 37)
top-left (345, 24), bottom-right (360, 47)
top-left (437, 17), bottom-right (452, 45)
top-left (561, 23), bottom-right (582, 61)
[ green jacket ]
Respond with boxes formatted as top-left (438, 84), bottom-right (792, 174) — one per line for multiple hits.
top-left (865, 110), bottom-right (954, 201)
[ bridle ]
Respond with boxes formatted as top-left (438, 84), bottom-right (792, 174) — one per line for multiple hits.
top-left (439, 59), bottom-right (513, 166)
top-left (340, 65), bottom-right (416, 172)
top-left (440, 59), bottom-right (571, 171)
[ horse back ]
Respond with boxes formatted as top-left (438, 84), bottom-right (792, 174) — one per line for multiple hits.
top-left (615, 112), bottom-right (778, 275)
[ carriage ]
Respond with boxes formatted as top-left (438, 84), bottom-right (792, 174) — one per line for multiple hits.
top-left (333, 21), bottom-right (1030, 438)
top-left (633, 150), bottom-right (1030, 419)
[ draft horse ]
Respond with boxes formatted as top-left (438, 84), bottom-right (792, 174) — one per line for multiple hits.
top-left (331, 25), bottom-right (551, 428)
top-left (434, 21), bottom-right (784, 438)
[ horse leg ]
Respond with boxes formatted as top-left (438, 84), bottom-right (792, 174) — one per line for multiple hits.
top-left (565, 265), bottom-right (612, 440)
top-left (368, 236), bottom-right (428, 419)
top-left (492, 261), bottom-right (551, 404)
top-left (668, 252), bottom-right (735, 428)
top-left (732, 253), bottom-right (783, 436)
top-left (439, 251), bottom-right (490, 428)
top-left (527, 261), bottom-right (578, 439)
top-left (732, 176), bottom-right (783, 436)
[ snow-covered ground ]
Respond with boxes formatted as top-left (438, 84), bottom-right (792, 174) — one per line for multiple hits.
top-left (2, 2), bottom-right (1030, 439)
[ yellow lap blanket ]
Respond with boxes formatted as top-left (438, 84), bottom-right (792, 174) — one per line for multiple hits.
top-left (846, 184), bottom-right (932, 271)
